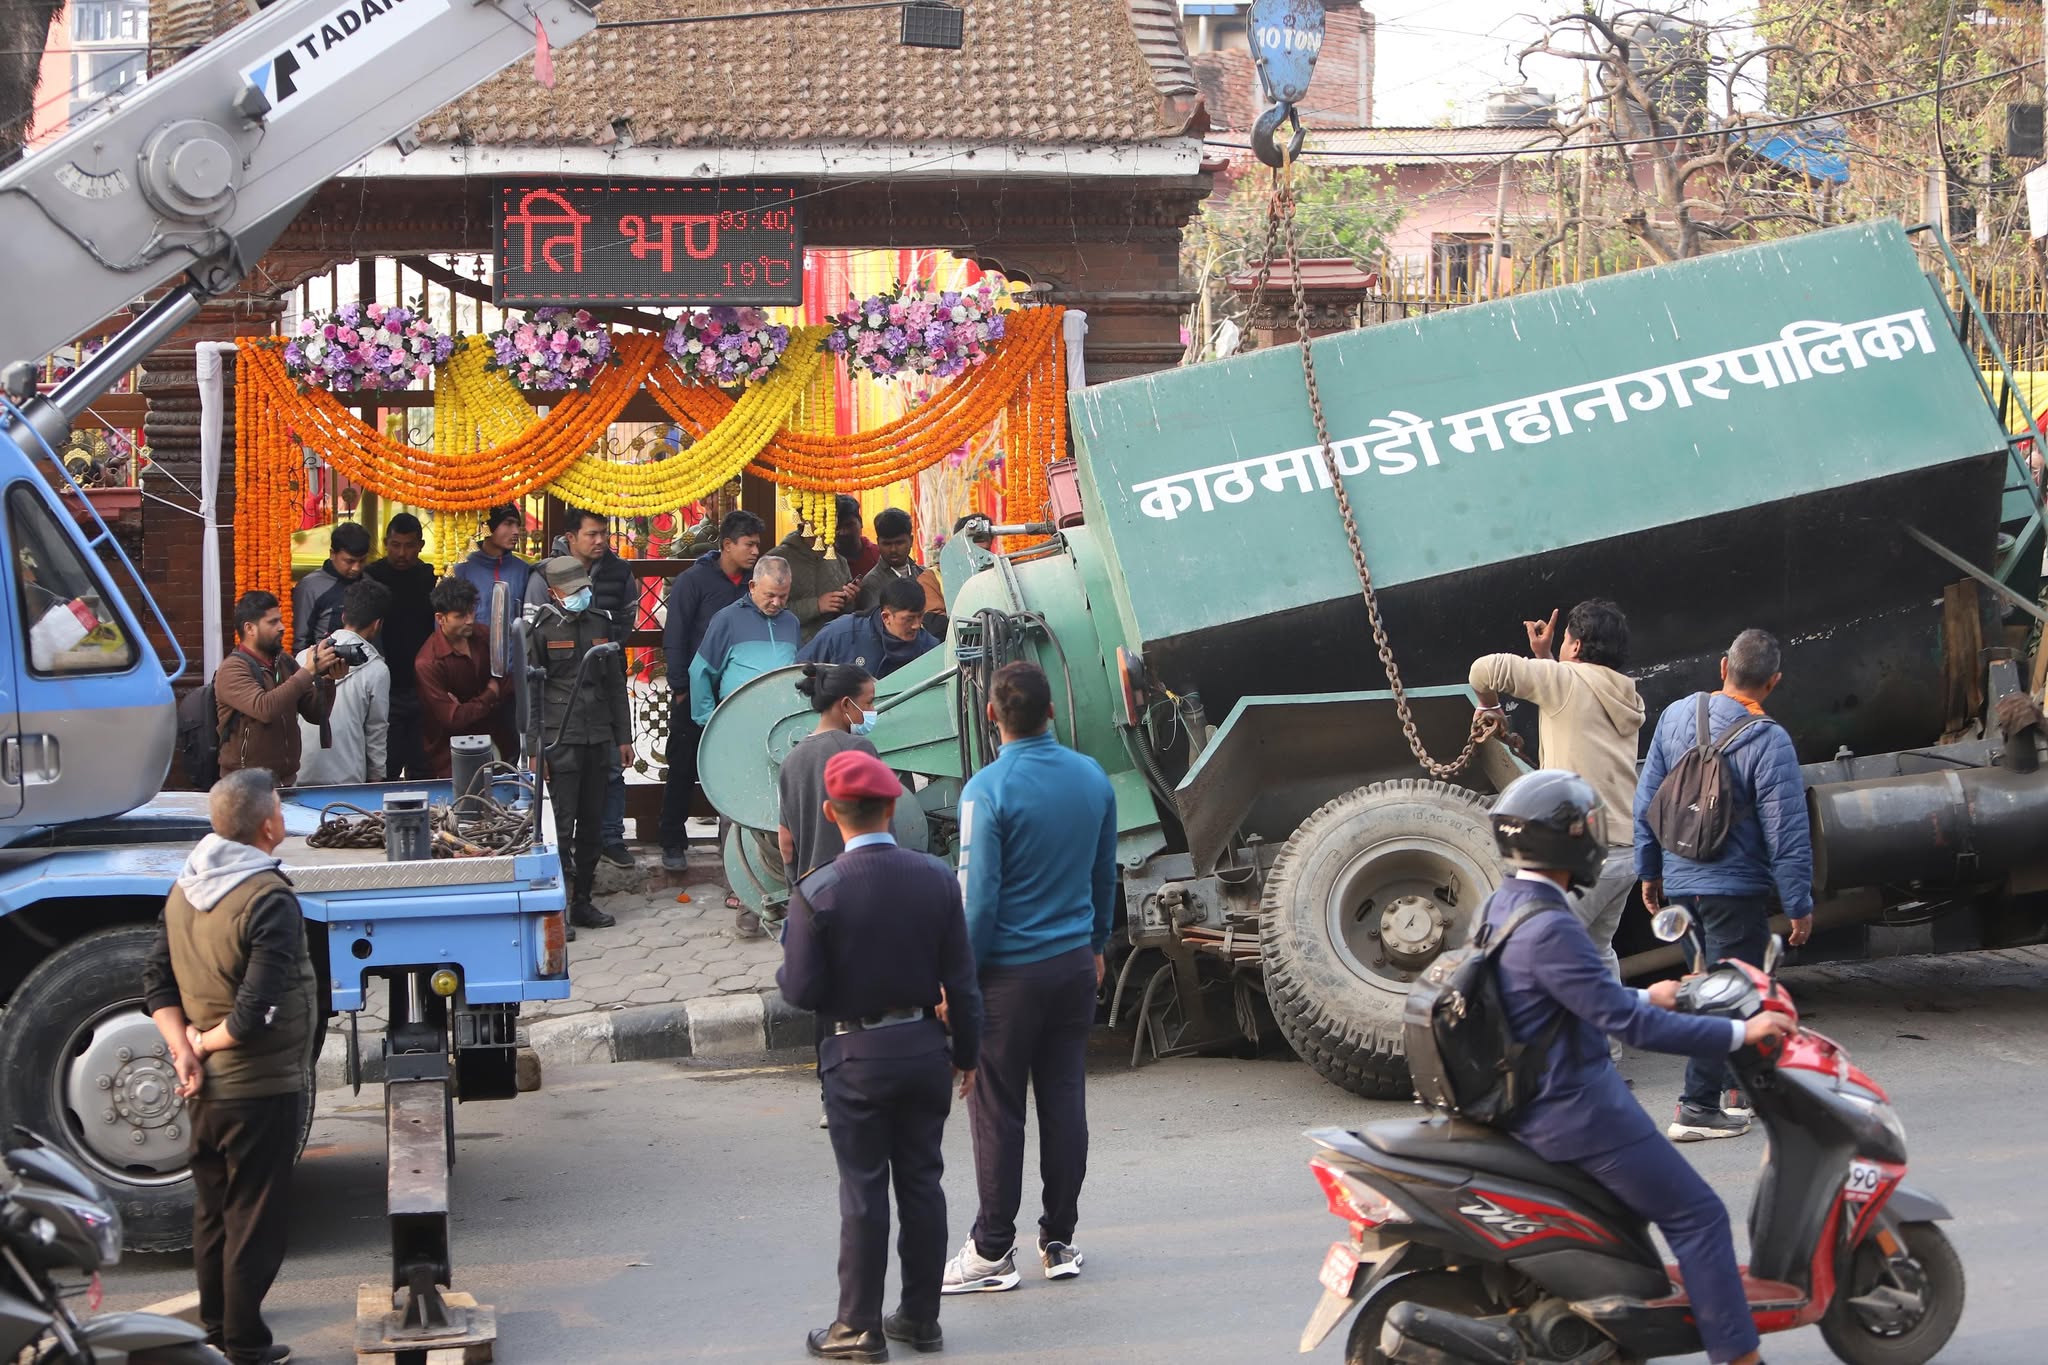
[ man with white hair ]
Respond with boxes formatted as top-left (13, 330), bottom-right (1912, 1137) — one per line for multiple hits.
top-left (690, 554), bottom-right (800, 724)
top-left (690, 554), bottom-right (800, 936)
top-left (143, 768), bottom-right (316, 1365)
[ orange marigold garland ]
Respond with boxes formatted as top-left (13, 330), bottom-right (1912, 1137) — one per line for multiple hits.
top-left (234, 348), bottom-right (302, 638)
top-left (237, 332), bottom-right (666, 510)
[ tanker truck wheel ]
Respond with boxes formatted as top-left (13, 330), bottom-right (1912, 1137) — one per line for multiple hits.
top-left (1259, 781), bottom-right (1498, 1099)
top-left (0, 925), bottom-right (195, 1252)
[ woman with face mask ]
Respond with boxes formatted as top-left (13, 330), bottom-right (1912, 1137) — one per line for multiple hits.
top-left (778, 662), bottom-right (881, 884)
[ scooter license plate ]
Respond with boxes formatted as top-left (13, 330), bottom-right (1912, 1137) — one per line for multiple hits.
top-left (1318, 1241), bottom-right (1361, 1296)
top-left (1845, 1159), bottom-right (1885, 1200)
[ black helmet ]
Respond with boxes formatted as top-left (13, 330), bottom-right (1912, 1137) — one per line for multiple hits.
top-left (1490, 769), bottom-right (1606, 891)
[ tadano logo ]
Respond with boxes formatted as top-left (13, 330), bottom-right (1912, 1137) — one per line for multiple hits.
top-left (242, 0), bottom-right (447, 115)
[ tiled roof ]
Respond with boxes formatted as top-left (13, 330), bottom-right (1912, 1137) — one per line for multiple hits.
top-left (410, 0), bottom-right (1201, 149)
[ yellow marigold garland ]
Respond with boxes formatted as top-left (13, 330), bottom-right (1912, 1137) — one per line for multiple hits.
top-left (552, 329), bottom-right (827, 515)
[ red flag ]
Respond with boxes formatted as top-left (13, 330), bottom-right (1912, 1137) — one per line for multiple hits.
top-left (533, 18), bottom-right (554, 88)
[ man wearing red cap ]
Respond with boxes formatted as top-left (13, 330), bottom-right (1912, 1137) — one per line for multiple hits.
top-left (778, 748), bottom-right (983, 1363)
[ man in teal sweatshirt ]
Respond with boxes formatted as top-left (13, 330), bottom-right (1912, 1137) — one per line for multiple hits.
top-left (688, 555), bottom-right (799, 726)
top-left (942, 661), bottom-right (1117, 1297)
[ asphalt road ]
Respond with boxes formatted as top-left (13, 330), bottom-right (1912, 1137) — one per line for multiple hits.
top-left (99, 949), bottom-right (2046, 1364)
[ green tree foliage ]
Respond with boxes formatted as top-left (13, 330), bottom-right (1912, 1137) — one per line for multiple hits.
top-left (1182, 164), bottom-right (1404, 360)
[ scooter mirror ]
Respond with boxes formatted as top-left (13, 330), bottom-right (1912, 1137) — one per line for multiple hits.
top-left (1762, 934), bottom-right (1784, 977)
top-left (1651, 906), bottom-right (1694, 943)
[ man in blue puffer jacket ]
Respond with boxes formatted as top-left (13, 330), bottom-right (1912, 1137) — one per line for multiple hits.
top-left (689, 555), bottom-right (799, 727)
top-left (1634, 628), bottom-right (1813, 1142)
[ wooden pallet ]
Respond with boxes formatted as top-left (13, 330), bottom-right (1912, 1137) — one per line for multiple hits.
top-left (354, 1284), bottom-right (495, 1365)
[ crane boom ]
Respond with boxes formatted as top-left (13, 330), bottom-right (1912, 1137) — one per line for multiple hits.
top-left (0, 0), bottom-right (597, 419)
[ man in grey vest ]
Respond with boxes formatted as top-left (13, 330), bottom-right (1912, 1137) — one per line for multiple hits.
top-left (144, 768), bottom-right (317, 1365)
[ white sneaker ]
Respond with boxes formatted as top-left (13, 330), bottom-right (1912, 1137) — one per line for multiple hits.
top-left (941, 1238), bottom-right (1020, 1294)
top-left (1038, 1238), bottom-right (1084, 1280)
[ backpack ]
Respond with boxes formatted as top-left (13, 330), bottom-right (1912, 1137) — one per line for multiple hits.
top-left (1644, 692), bottom-right (1772, 863)
top-left (174, 656), bottom-right (258, 788)
top-left (175, 682), bottom-right (226, 788)
top-left (1404, 903), bottom-right (1568, 1125)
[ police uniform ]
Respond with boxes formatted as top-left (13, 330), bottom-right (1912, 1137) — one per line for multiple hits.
top-left (777, 750), bottom-right (983, 1362)
top-left (529, 557), bottom-right (630, 932)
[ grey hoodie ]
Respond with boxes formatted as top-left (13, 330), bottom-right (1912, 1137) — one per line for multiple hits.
top-left (176, 833), bottom-right (285, 912)
top-left (1467, 653), bottom-right (1646, 846)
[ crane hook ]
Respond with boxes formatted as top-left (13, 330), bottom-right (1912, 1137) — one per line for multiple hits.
top-left (1251, 102), bottom-right (1306, 171)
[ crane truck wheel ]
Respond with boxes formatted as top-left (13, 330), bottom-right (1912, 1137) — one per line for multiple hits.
top-left (0, 925), bottom-right (195, 1252)
top-left (1259, 780), bottom-right (1499, 1099)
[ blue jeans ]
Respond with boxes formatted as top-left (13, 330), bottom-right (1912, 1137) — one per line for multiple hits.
top-left (1676, 894), bottom-right (1771, 1110)
top-left (1574, 1130), bottom-right (1759, 1363)
top-left (604, 749), bottom-right (626, 847)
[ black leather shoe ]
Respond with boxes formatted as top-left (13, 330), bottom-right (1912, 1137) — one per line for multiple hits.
top-left (569, 901), bottom-right (615, 930)
top-left (807, 1322), bottom-right (888, 1361)
top-left (883, 1311), bottom-right (943, 1352)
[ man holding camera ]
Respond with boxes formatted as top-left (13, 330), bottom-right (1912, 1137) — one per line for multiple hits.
top-left (216, 590), bottom-right (344, 789)
top-left (296, 580), bottom-right (389, 787)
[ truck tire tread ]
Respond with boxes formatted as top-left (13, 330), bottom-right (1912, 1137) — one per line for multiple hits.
top-left (0, 925), bottom-right (196, 1253)
top-left (1259, 780), bottom-right (1495, 1100)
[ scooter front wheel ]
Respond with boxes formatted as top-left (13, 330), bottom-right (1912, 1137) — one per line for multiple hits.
top-left (1819, 1220), bottom-right (1965, 1365)
top-left (1344, 1269), bottom-right (1496, 1365)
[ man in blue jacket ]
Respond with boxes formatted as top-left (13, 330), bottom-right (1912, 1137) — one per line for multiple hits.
top-left (1634, 628), bottom-right (1813, 1142)
top-left (778, 749), bottom-right (982, 1361)
top-left (1485, 770), bottom-right (1792, 1365)
top-left (689, 555), bottom-right (799, 727)
top-left (453, 504), bottom-right (533, 613)
top-left (943, 662), bottom-right (1117, 1296)
top-left (659, 509), bottom-right (764, 870)
top-left (797, 576), bottom-right (939, 681)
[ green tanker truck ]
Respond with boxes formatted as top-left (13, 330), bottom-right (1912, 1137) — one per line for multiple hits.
top-left (700, 220), bottom-right (2048, 1099)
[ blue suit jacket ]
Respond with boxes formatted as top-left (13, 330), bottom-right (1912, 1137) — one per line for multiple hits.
top-left (777, 841), bottom-right (982, 1071)
top-left (1486, 877), bottom-right (1735, 1160)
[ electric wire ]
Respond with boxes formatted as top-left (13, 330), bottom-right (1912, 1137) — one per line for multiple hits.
top-left (1207, 61), bottom-right (2035, 162)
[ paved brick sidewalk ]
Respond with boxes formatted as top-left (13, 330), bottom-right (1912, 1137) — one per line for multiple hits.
top-left (535, 844), bottom-right (782, 1021)
top-left (323, 842), bottom-right (784, 1061)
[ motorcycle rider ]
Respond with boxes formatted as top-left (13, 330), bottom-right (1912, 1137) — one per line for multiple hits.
top-left (1480, 770), bottom-right (1795, 1365)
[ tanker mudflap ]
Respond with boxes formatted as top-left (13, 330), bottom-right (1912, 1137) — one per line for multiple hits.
top-left (1178, 690), bottom-right (1523, 874)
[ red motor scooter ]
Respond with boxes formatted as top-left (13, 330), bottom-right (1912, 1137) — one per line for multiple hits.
top-left (1296, 911), bottom-right (1964, 1364)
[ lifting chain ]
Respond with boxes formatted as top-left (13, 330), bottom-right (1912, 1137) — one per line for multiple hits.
top-left (1247, 161), bottom-right (1510, 781)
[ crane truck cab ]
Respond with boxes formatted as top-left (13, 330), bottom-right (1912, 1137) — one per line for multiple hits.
top-left (0, 430), bottom-right (175, 824)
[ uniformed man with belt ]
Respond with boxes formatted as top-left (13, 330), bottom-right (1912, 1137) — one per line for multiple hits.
top-left (778, 750), bottom-right (983, 1361)
top-left (530, 555), bottom-right (632, 938)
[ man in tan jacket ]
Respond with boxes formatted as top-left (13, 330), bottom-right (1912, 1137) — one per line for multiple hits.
top-left (144, 768), bottom-right (317, 1365)
top-left (1469, 600), bottom-right (1646, 982)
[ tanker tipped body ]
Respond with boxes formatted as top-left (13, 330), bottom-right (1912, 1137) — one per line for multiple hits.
top-left (1069, 219), bottom-right (2015, 763)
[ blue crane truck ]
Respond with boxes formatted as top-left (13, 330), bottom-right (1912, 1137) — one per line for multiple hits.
top-left (0, 0), bottom-right (613, 1355)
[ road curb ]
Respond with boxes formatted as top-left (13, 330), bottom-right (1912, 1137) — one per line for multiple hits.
top-left (526, 990), bottom-right (815, 1069)
top-left (313, 991), bottom-right (814, 1090)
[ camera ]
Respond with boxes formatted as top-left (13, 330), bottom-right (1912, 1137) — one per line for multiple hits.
top-left (324, 635), bottom-right (371, 667)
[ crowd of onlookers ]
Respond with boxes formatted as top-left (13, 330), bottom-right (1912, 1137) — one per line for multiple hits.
top-left (208, 498), bottom-right (962, 934)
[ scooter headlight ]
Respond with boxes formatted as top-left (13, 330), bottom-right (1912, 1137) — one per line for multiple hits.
top-left (1839, 1089), bottom-right (1906, 1150)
